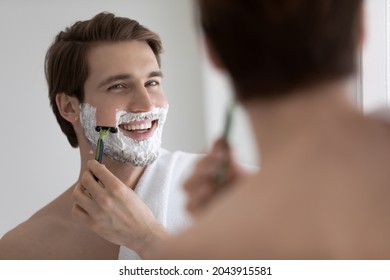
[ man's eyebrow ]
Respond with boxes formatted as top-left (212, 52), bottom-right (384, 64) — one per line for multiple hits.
top-left (98, 74), bottom-right (132, 89)
top-left (148, 70), bottom-right (163, 78)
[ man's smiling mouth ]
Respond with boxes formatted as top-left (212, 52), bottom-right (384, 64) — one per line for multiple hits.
top-left (118, 120), bottom-right (158, 140)
top-left (119, 121), bottom-right (152, 132)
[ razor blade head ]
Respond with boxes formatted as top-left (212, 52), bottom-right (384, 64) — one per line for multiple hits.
top-left (95, 126), bottom-right (118, 133)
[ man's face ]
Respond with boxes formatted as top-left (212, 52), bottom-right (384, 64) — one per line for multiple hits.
top-left (79, 40), bottom-right (169, 166)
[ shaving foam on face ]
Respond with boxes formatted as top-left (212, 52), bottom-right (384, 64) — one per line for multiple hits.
top-left (79, 103), bottom-right (168, 166)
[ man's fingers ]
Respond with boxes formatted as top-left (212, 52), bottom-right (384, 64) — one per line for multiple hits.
top-left (72, 202), bottom-right (90, 222)
top-left (87, 160), bottom-right (125, 195)
top-left (187, 184), bottom-right (213, 215)
top-left (184, 158), bottom-right (221, 190)
top-left (73, 182), bottom-right (98, 214)
top-left (79, 170), bottom-right (104, 199)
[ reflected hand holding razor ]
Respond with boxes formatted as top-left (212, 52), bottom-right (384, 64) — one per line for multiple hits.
top-left (213, 100), bottom-right (236, 186)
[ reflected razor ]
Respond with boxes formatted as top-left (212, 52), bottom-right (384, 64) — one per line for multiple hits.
top-left (213, 101), bottom-right (236, 186)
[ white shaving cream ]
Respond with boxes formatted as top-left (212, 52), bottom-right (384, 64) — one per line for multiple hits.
top-left (79, 103), bottom-right (168, 166)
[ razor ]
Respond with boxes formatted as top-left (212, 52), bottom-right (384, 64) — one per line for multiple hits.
top-left (95, 126), bottom-right (118, 163)
top-left (213, 100), bottom-right (236, 186)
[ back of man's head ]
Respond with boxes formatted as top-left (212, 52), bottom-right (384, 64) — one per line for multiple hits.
top-left (198, 0), bottom-right (363, 102)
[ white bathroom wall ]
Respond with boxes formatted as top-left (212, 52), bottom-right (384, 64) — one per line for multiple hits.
top-left (361, 0), bottom-right (390, 111)
top-left (0, 0), bottom-right (204, 237)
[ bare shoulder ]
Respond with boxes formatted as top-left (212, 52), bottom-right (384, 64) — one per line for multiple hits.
top-left (0, 199), bottom-right (119, 260)
top-left (157, 158), bottom-right (390, 259)
top-left (0, 214), bottom-right (62, 259)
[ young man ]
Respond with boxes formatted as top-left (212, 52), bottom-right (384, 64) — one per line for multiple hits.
top-left (0, 12), bottom-right (199, 260)
top-left (156, 0), bottom-right (390, 259)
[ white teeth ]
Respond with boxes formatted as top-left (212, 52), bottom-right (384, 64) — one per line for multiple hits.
top-left (122, 122), bottom-right (152, 131)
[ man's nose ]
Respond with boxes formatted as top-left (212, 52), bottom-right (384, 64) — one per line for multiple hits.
top-left (127, 85), bottom-right (154, 113)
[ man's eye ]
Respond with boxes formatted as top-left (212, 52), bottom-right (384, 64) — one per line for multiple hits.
top-left (108, 84), bottom-right (125, 90)
top-left (145, 80), bottom-right (159, 87)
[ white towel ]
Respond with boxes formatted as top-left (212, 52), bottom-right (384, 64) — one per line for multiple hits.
top-left (118, 148), bottom-right (200, 259)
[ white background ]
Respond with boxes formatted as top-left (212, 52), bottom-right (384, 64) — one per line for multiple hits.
top-left (1, 0), bottom-right (389, 238)
top-left (2, 260), bottom-right (390, 279)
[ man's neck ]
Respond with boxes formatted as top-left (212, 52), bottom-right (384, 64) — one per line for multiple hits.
top-left (243, 79), bottom-right (361, 165)
top-left (78, 147), bottom-right (147, 190)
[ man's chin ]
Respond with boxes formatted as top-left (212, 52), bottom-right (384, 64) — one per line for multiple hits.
top-left (105, 150), bottom-right (160, 166)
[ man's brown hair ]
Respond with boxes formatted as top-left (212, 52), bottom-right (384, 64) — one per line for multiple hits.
top-left (45, 12), bottom-right (163, 147)
top-left (198, 0), bottom-right (363, 101)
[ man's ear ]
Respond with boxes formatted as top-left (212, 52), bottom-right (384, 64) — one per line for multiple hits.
top-left (204, 36), bottom-right (225, 70)
top-left (56, 93), bottom-right (80, 123)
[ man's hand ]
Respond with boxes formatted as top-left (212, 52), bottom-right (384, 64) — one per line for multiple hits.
top-left (72, 160), bottom-right (167, 258)
top-left (184, 138), bottom-right (248, 217)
